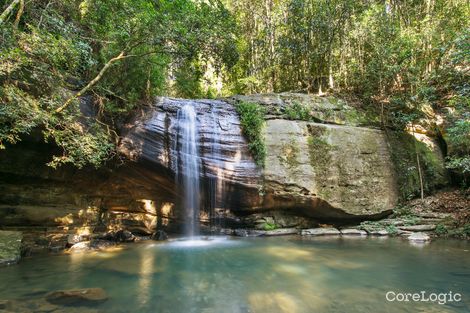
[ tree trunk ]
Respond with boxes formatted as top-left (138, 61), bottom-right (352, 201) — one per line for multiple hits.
top-left (56, 51), bottom-right (126, 113)
top-left (13, 0), bottom-right (24, 29)
top-left (416, 152), bottom-right (424, 200)
top-left (0, 0), bottom-right (21, 26)
top-left (412, 125), bottom-right (425, 200)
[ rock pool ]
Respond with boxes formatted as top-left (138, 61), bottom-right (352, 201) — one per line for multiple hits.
top-left (0, 237), bottom-right (469, 313)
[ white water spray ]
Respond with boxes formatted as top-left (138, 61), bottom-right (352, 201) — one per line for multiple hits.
top-left (176, 104), bottom-right (200, 237)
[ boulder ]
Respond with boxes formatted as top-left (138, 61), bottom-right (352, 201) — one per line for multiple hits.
top-left (151, 230), bottom-right (168, 241)
top-left (45, 288), bottom-right (108, 306)
top-left (399, 225), bottom-right (436, 231)
top-left (234, 229), bottom-right (265, 237)
top-left (67, 234), bottom-right (89, 246)
top-left (408, 232), bottom-right (431, 242)
top-left (262, 228), bottom-right (299, 236)
top-left (300, 228), bottom-right (340, 236)
top-left (368, 229), bottom-right (389, 236)
top-left (340, 229), bottom-right (367, 236)
top-left (100, 230), bottom-right (135, 242)
top-left (68, 240), bottom-right (116, 253)
top-left (0, 230), bottom-right (22, 266)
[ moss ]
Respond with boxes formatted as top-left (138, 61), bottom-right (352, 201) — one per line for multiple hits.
top-left (447, 224), bottom-right (470, 239)
top-left (262, 222), bottom-right (277, 231)
top-left (307, 135), bottom-right (332, 168)
top-left (284, 101), bottom-right (312, 121)
top-left (278, 139), bottom-right (300, 168)
top-left (435, 224), bottom-right (448, 236)
top-left (385, 225), bottom-right (398, 235)
top-left (387, 131), bottom-right (446, 201)
top-left (235, 101), bottom-right (266, 167)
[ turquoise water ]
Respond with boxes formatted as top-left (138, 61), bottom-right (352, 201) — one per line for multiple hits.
top-left (0, 236), bottom-right (469, 313)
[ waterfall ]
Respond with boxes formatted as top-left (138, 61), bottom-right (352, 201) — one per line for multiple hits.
top-left (209, 104), bottom-right (221, 228)
top-left (176, 104), bottom-right (200, 237)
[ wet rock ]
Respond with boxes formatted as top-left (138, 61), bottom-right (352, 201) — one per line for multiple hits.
top-left (340, 229), bottom-right (367, 236)
top-left (151, 230), bottom-right (168, 241)
top-left (114, 230), bottom-right (135, 242)
top-left (0, 300), bottom-right (11, 310)
top-left (234, 229), bottom-right (265, 237)
top-left (100, 230), bottom-right (135, 242)
top-left (68, 241), bottom-right (91, 252)
top-left (262, 228), bottom-right (299, 236)
top-left (0, 230), bottom-right (22, 266)
top-left (68, 240), bottom-right (116, 253)
top-left (118, 96), bottom-right (405, 221)
top-left (398, 230), bottom-right (413, 237)
top-left (67, 234), bottom-right (89, 246)
top-left (368, 229), bottom-right (389, 236)
top-left (408, 232), bottom-right (431, 242)
top-left (48, 234), bottom-right (68, 253)
top-left (399, 224), bottom-right (436, 231)
top-left (45, 288), bottom-right (108, 306)
top-left (27, 298), bottom-right (59, 312)
top-left (300, 228), bottom-right (340, 236)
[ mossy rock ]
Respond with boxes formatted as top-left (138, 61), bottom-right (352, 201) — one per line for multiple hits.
top-left (387, 131), bottom-right (448, 201)
top-left (0, 231), bottom-right (22, 266)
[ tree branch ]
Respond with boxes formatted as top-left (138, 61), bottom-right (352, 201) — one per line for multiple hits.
top-left (0, 0), bottom-right (21, 26)
top-left (55, 51), bottom-right (126, 113)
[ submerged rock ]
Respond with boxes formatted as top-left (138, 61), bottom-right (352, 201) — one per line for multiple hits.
top-left (300, 228), bottom-right (340, 236)
top-left (0, 231), bottom-right (22, 266)
top-left (45, 288), bottom-right (108, 306)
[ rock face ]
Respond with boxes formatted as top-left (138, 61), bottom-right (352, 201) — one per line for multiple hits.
top-left (119, 97), bottom-right (261, 212)
top-left (300, 228), bottom-right (341, 236)
top-left (263, 120), bottom-right (397, 215)
top-left (0, 93), bottom-right (448, 240)
top-left (118, 95), bottom-right (405, 221)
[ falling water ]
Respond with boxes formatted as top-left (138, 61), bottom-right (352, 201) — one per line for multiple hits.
top-left (176, 104), bottom-right (200, 237)
top-left (209, 104), bottom-right (223, 229)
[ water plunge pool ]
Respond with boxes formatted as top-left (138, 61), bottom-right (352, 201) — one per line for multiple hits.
top-left (0, 236), bottom-right (469, 313)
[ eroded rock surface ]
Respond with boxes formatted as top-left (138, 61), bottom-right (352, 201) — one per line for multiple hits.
top-left (0, 93), bottom-right (449, 241)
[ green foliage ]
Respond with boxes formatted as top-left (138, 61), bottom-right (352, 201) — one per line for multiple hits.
top-left (262, 222), bottom-right (277, 231)
top-left (284, 101), bottom-right (312, 121)
top-left (235, 102), bottom-right (266, 167)
top-left (0, 0), bottom-right (237, 168)
top-left (0, 86), bottom-right (43, 149)
top-left (385, 225), bottom-right (398, 235)
top-left (435, 224), bottom-right (448, 236)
